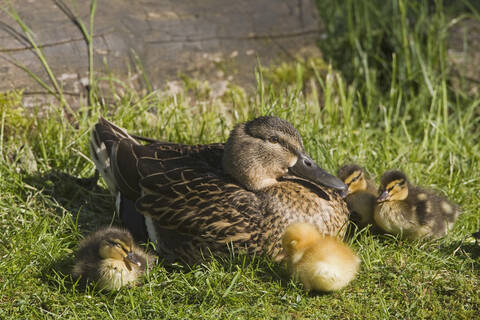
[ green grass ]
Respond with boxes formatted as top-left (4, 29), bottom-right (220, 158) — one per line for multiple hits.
top-left (1, 0), bottom-right (480, 318)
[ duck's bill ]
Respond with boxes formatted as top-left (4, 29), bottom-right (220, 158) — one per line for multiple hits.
top-left (124, 252), bottom-right (142, 268)
top-left (377, 191), bottom-right (389, 202)
top-left (289, 154), bottom-right (347, 194)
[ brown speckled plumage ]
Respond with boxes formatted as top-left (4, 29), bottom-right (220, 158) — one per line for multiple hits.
top-left (90, 116), bottom-right (349, 264)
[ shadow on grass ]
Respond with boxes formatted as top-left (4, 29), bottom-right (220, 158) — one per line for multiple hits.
top-left (39, 255), bottom-right (125, 295)
top-left (194, 252), bottom-right (344, 298)
top-left (39, 255), bottom-right (79, 293)
top-left (23, 170), bottom-right (117, 235)
top-left (368, 231), bottom-right (480, 272)
top-left (437, 239), bottom-right (480, 269)
top-left (21, 170), bottom-right (124, 293)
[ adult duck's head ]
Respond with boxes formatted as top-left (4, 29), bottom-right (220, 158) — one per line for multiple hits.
top-left (222, 116), bottom-right (347, 193)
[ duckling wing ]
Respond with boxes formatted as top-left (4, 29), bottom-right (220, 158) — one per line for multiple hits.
top-left (408, 188), bottom-right (461, 237)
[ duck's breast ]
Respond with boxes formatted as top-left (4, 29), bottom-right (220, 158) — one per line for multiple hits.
top-left (261, 179), bottom-right (349, 258)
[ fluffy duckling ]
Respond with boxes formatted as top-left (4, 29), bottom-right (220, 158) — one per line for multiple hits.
top-left (337, 164), bottom-right (377, 229)
top-left (282, 223), bottom-right (360, 292)
top-left (73, 227), bottom-right (154, 290)
top-left (374, 170), bottom-right (461, 240)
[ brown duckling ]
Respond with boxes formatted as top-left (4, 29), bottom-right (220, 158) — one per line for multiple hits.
top-left (374, 170), bottom-right (461, 240)
top-left (337, 164), bottom-right (377, 229)
top-left (73, 227), bottom-right (154, 290)
top-left (282, 223), bottom-right (360, 292)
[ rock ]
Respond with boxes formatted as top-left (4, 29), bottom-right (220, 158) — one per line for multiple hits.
top-left (0, 0), bottom-right (323, 107)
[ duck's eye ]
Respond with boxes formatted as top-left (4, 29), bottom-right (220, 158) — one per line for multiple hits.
top-left (268, 136), bottom-right (279, 144)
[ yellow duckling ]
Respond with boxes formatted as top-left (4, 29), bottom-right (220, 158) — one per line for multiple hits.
top-left (73, 227), bottom-right (154, 290)
top-left (282, 223), bottom-right (360, 292)
top-left (337, 164), bottom-right (377, 229)
top-left (374, 170), bottom-right (461, 240)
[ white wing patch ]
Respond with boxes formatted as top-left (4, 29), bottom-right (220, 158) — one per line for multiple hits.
top-left (145, 216), bottom-right (160, 253)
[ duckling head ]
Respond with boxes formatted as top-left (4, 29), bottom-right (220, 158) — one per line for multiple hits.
top-left (377, 170), bottom-right (409, 202)
top-left (282, 222), bottom-right (322, 259)
top-left (98, 232), bottom-right (142, 271)
top-left (337, 164), bottom-right (368, 195)
top-left (222, 116), bottom-right (347, 192)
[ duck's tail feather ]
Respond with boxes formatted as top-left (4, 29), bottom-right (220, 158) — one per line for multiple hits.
top-left (89, 117), bottom-right (141, 199)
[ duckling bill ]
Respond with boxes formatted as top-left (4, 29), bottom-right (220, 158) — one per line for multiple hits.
top-left (73, 227), bottom-right (154, 290)
top-left (374, 170), bottom-right (461, 240)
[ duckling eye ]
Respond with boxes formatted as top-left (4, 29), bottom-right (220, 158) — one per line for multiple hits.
top-left (351, 173), bottom-right (361, 183)
top-left (268, 136), bottom-right (279, 144)
top-left (106, 240), bottom-right (117, 247)
top-left (396, 180), bottom-right (406, 188)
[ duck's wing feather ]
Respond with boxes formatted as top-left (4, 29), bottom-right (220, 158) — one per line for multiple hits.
top-left (91, 118), bottom-right (263, 245)
top-left (135, 152), bottom-right (263, 245)
top-left (90, 117), bottom-right (223, 198)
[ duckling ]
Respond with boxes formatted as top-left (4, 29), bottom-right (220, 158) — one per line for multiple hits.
top-left (374, 170), bottom-right (461, 240)
top-left (282, 223), bottom-right (360, 292)
top-left (337, 164), bottom-right (377, 229)
top-left (73, 227), bottom-right (154, 290)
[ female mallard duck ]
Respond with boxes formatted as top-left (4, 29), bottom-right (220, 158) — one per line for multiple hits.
top-left (337, 164), bottom-right (377, 229)
top-left (282, 222), bottom-right (360, 292)
top-left (89, 116), bottom-right (349, 264)
top-left (73, 227), bottom-right (154, 290)
top-left (374, 170), bottom-right (461, 240)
